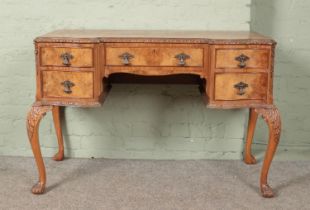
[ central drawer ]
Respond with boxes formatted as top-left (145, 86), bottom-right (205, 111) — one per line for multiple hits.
top-left (105, 43), bottom-right (204, 67)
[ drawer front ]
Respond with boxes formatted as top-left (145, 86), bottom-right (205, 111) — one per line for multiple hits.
top-left (106, 45), bottom-right (204, 67)
top-left (214, 73), bottom-right (268, 101)
top-left (40, 47), bottom-right (93, 67)
top-left (215, 49), bottom-right (269, 69)
top-left (42, 71), bottom-right (93, 98)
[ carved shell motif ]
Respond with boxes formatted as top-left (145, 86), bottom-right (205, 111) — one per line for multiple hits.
top-left (254, 107), bottom-right (281, 143)
top-left (26, 106), bottom-right (52, 140)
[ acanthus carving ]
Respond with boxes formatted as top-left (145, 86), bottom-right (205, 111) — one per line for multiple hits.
top-left (26, 105), bottom-right (52, 140)
top-left (254, 106), bottom-right (281, 143)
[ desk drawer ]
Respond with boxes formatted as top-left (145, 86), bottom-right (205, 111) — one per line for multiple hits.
top-left (215, 48), bottom-right (269, 69)
top-left (40, 47), bottom-right (93, 68)
top-left (214, 73), bottom-right (268, 101)
top-left (106, 44), bottom-right (204, 67)
top-left (42, 71), bottom-right (93, 99)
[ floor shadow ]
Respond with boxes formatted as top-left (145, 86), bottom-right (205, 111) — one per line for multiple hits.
top-left (230, 159), bottom-right (310, 198)
top-left (44, 158), bottom-right (129, 193)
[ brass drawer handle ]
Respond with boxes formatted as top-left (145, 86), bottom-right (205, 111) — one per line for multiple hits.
top-left (60, 52), bottom-right (74, 66)
top-left (234, 81), bottom-right (248, 95)
top-left (119, 52), bottom-right (134, 65)
top-left (175, 53), bottom-right (190, 66)
top-left (61, 80), bottom-right (75, 94)
top-left (235, 54), bottom-right (250, 68)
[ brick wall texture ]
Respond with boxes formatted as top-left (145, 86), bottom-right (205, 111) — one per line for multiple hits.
top-left (1, 0), bottom-right (308, 160)
top-left (251, 0), bottom-right (310, 159)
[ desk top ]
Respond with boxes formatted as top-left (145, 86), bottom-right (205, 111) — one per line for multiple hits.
top-left (35, 30), bottom-right (275, 45)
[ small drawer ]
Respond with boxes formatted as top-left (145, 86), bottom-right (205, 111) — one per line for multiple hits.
top-left (214, 73), bottom-right (268, 101)
top-left (215, 49), bottom-right (269, 69)
top-left (42, 71), bottom-right (93, 99)
top-left (40, 47), bottom-right (93, 68)
top-left (106, 44), bottom-right (204, 67)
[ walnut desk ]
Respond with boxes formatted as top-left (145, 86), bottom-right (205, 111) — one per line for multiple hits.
top-left (27, 30), bottom-right (281, 198)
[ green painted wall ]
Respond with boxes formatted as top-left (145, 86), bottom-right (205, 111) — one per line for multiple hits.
top-left (251, 0), bottom-right (310, 160)
top-left (0, 0), bottom-right (308, 160)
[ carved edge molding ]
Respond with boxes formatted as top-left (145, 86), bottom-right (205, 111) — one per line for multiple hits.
top-left (34, 37), bottom-right (101, 44)
top-left (37, 100), bottom-right (102, 107)
top-left (254, 106), bottom-right (281, 143)
top-left (34, 37), bottom-right (276, 45)
top-left (26, 105), bottom-right (53, 140)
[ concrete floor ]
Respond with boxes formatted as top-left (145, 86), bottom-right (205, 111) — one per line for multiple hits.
top-left (0, 156), bottom-right (310, 210)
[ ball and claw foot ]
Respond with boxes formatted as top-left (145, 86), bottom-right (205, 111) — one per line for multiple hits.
top-left (261, 184), bottom-right (274, 198)
top-left (32, 182), bottom-right (45, 194)
top-left (244, 154), bottom-right (257, 165)
top-left (52, 151), bottom-right (64, 161)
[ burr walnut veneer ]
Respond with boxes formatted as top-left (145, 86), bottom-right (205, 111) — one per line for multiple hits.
top-left (27, 30), bottom-right (281, 198)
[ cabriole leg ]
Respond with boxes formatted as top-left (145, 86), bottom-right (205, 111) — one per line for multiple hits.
top-left (244, 108), bottom-right (258, 164)
top-left (254, 106), bottom-right (281, 198)
top-left (52, 106), bottom-right (64, 161)
top-left (26, 104), bottom-right (52, 194)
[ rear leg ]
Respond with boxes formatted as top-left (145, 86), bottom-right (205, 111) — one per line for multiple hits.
top-left (244, 108), bottom-right (258, 164)
top-left (52, 106), bottom-right (64, 161)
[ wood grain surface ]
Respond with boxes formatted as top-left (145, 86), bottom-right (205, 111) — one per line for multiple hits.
top-left (42, 71), bottom-right (94, 99)
top-left (40, 47), bottom-right (93, 68)
top-left (214, 73), bottom-right (268, 101)
top-left (215, 49), bottom-right (269, 69)
top-left (106, 44), bottom-right (204, 67)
